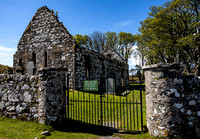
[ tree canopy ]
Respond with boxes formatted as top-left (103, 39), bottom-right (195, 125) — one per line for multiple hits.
top-left (74, 31), bottom-right (136, 63)
top-left (136, 0), bottom-right (200, 75)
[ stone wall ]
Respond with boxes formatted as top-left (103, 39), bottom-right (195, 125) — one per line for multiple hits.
top-left (13, 6), bottom-right (128, 91)
top-left (143, 63), bottom-right (200, 138)
top-left (74, 46), bottom-right (129, 90)
top-left (0, 68), bottom-right (67, 126)
top-left (0, 74), bottom-right (39, 121)
top-left (13, 6), bottom-right (75, 77)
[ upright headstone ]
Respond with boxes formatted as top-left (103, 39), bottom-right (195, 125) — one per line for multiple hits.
top-left (105, 78), bottom-right (115, 94)
top-left (26, 62), bottom-right (34, 75)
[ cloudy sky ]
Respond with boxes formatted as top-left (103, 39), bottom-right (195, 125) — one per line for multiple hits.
top-left (0, 0), bottom-right (169, 68)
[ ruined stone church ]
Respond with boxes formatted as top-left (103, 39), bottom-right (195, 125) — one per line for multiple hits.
top-left (13, 6), bottom-right (129, 89)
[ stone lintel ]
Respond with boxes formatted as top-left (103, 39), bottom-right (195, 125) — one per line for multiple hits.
top-left (142, 63), bottom-right (185, 70)
top-left (38, 67), bottom-right (68, 72)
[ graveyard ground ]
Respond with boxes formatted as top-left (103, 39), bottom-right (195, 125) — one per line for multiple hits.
top-left (0, 88), bottom-right (153, 139)
top-left (0, 116), bottom-right (154, 139)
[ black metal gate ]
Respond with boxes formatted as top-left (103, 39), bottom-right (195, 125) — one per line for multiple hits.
top-left (66, 69), bottom-right (144, 133)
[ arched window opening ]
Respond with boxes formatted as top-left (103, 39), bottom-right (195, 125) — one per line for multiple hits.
top-left (32, 52), bottom-right (36, 74)
top-left (84, 55), bottom-right (91, 79)
top-left (107, 54), bottom-right (112, 59)
top-left (44, 51), bottom-right (47, 67)
top-left (121, 78), bottom-right (124, 87)
top-left (86, 68), bottom-right (89, 78)
top-left (19, 59), bottom-right (22, 66)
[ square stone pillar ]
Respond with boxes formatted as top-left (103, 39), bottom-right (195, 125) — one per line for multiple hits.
top-left (143, 63), bottom-right (184, 137)
top-left (38, 68), bottom-right (67, 126)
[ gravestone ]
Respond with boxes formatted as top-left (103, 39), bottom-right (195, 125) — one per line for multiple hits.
top-left (105, 78), bottom-right (115, 94)
top-left (26, 62), bottom-right (34, 75)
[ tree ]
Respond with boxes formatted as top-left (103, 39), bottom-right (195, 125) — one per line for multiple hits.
top-left (74, 34), bottom-right (92, 49)
top-left (104, 31), bottom-right (118, 50)
top-left (136, 0), bottom-right (200, 75)
top-left (118, 32), bottom-right (136, 63)
top-left (90, 31), bottom-right (106, 53)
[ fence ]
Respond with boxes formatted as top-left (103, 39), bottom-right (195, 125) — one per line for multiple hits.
top-left (66, 69), bottom-right (144, 132)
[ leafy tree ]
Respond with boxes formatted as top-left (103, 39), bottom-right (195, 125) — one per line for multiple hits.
top-left (104, 31), bottom-right (118, 50)
top-left (74, 31), bottom-right (137, 64)
top-left (74, 34), bottom-right (92, 49)
top-left (118, 32), bottom-right (136, 63)
top-left (137, 0), bottom-right (200, 75)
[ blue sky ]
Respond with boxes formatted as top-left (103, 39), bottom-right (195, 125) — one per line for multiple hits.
top-left (0, 0), bottom-right (169, 68)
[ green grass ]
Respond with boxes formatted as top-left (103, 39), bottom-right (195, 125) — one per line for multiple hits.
top-left (0, 116), bottom-right (100, 139)
top-left (0, 85), bottom-right (151, 139)
top-left (67, 87), bottom-right (146, 132)
top-left (0, 116), bottom-right (155, 139)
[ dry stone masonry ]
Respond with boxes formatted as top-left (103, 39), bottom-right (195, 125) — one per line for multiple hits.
top-left (0, 6), bottom-right (129, 127)
top-left (0, 68), bottom-right (67, 126)
top-left (13, 6), bottom-right (129, 90)
top-left (143, 63), bottom-right (200, 138)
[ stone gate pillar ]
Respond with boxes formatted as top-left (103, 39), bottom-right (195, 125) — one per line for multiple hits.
top-left (38, 68), bottom-right (67, 126)
top-left (143, 63), bottom-right (184, 137)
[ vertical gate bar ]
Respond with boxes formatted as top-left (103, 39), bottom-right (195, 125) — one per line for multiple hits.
top-left (84, 96), bottom-right (86, 125)
top-left (106, 77), bottom-right (108, 127)
top-left (92, 98), bottom-right (93, 124)
top-left (123, 99), bottom-right (125, 130)
top-left (107, 98), bottom-right (109, 127)
top-left (87, 98), bottom-right (88, 124)
top-left (133, 100), bottom-right (135, 130)
top-left (136, 99), bottom-right (139, 131)
top-left (113, 81), bottom-right (115, 128)
top-left (97, 98), bottom-right (99, 125)
top-left (100, 94), bottom-right (103, 126)
top-left (83, 89), bottom-right (85, 125)
top-left (126, 96), bottom-right (128, 130)
top-left (81, 94), bottom-right (82, 123)
top-left (76, 98), bottom-right (77, 122)
top-left (95, 97), bottom-right (96, 125)
top-left (78, 86), bottom-right (79, 121)
top-left (133, 76), bottom-right (135, 131)
top-left (104, 99), bottom-right (106, 127)
top-left (120, 96), bottom-right (122, 129)
top-left (110, 99), bottom-right (112, 127)
top-left (116, 99), bottom-right (119, 129)
top-left (139, 70), bottom-right (143, 132)
top-left (89, 93), bottom-right (91, 124)
top-left (67, 74), bottom-right (69, 119)
top-left (73, 82), bottom-right (75, 120)
top-left (99, 97), bottom-right (101, 126)
top-left (130, 99), bottom-right (132, 130)
top-left (71, 96), bottom-right (72, 119)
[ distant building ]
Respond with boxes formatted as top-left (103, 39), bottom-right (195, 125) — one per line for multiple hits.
top-left (13, 6), bottom-right (129, 89)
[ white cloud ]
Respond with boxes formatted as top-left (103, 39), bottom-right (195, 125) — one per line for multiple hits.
top-left (0, 45), bottom-right (16, 67)
top-left (128, 45), bottom-right (141, 68)
top-left (116, 20), bottom-right (134, 27)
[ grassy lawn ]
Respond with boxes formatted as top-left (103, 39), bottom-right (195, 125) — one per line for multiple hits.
top-left (0, 116), bottom-right (155, 139)
top-left (0, 84), bottom-right (152, 139)
top-left (67, 86), bottom-right (146, 132)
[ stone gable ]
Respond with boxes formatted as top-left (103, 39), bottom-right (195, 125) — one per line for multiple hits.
top-left (14, 6), bottom-right (75, 75)
top-left (13, 6), bottom-right (129, 89)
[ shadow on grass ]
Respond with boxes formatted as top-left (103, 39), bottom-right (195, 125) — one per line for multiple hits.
top-left (54, 118), bottom-right (147, 136)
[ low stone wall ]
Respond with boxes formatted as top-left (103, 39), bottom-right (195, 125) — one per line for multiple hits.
top-left (0, 74), bottom-right (39, 121)
top-left (143, 63), bottom-right (200, 138)
top-left (0, 68), bottom-right (67, 126)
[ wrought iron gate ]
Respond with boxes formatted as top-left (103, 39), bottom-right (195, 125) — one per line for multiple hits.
top-left (66, 69), bottom-right (144, 132)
